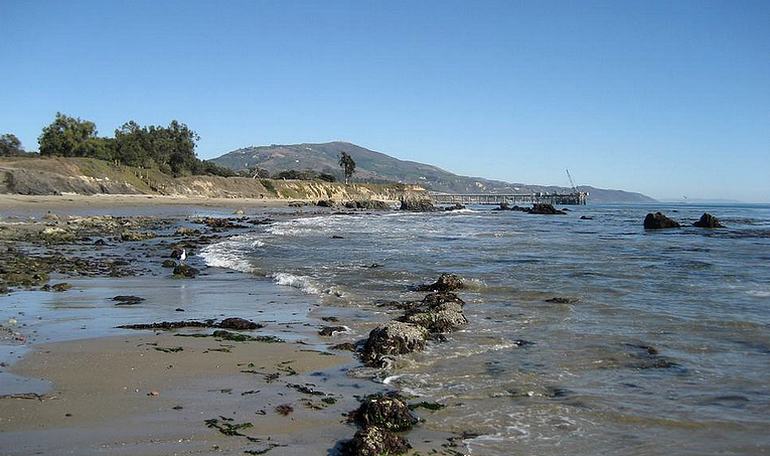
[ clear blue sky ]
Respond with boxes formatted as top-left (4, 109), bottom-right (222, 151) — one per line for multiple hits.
top-left (2, 0), bottom-right (768, 201)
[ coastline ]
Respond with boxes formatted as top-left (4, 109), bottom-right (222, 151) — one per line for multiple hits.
top-left (0, 196), bottom-right (453, 455)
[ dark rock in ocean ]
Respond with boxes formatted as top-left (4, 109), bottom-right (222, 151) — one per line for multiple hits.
top-left (693, 212), bottom-right (724, 228)
top-left (195, 217), bottom-right (248, 229)
top-left (112, 295), bottom-right (145, 305)
top-left (399, 196), bottom-right (435, 212)
top-left (341, 425), bottom-right (410, 456)
top-left (94, 239), bottom-right (107, 246)
top-left (421, 291), bottom-right (465, 307)
top-left (161, 259), bottom-right (177, 268)
top-left (398, 301), bottom-right (467, 333)
top-left (494, 202), bottom-right (511, 211)
top-left (317, 199), bottom-right (336, 207)
top-left (219, 317), bottom-right (261, 330)
top-left (443, 203), bottom-right (466, 211)
top-left (330, 342), bottom-right (357, 351)
top-left (361, 321), bottom-right (429, 366)
top-left (42, 282), bottom-right (72, 292)
top-left (416, 273), bottom-right (464, 292)
top-left (173, 264), bottom-right (199, 278)
top-left (331, 235), bottom-right (345, 239)
top-left (170, 249), bottom-right (183, 259)
top-left (545, 297), bottom-right (580, 304)
top-left (319, 326), bottom-right (348, 336)
top-left (580, 215), bottom-right (593, 220)
top-left (117, 318), bottom-right (263, 331)
top-left (350, 393), bottom-right (418, 432)
top-left (120, 231), bottom-right (156, 241)
top-left (529, 203), bottom-right (566, 215)
top-left (644, 212), bottom-right (681, 229)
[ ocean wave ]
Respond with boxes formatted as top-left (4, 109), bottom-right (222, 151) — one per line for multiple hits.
top-left (271, 272), bottom-right (322, 295)
top-left (199, 237), bottom-right (259, 273)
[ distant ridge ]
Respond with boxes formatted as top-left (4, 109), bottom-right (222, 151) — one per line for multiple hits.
top-left (210, 141), bottom-right (656, 204)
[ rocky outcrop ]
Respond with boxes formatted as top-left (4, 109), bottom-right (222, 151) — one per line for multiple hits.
top-left (529, 203), bottom-right (566, 215)
top-left (693, 212), bottom-right (724, 228)
top-left (172, 264), bottom-right (198, 278)
top-left (399, 196), bottom-right (435, 212)
top-left (349, 394), bottom-right (418, 432)
top-left (644, 212), bottom-right (681, 229)
top-left (416, 273), bottom-right (464, 292)
top-left (341, 426), bottom-right (410, 456)
top-left (361, 321), bottom-right (429, 366)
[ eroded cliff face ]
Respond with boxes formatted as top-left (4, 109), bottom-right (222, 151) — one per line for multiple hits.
top-left (0, 157), bottom-right (423, 201)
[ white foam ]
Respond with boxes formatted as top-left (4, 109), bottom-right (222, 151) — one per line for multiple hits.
top-left (272, 272), bottom-right (321, 295)
top-left (199, 238), bottom-right (256, 273)
top-left (747, 289), bottom-right (770, 298)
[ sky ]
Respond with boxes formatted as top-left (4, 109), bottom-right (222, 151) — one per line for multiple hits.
top-left (1, 0), bottom-right (768, 202)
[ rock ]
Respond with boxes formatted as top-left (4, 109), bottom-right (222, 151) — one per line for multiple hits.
top-left (545, 297), bottom-right (579, 304)
top-left (644, 212), bottom-right (681, 229)
top-left (319, 326), bottom-right (348, 336)
top-left (94, 239), bottom-right (107, 246)
top-left (580, 215), bottom-right (593, 220)
top-left (49, 282), bottom-right (72, 292)
top-left (344, 201), bottom-right (358, 209)
top-left (120, 231), bottom-right (155, 241)
top-left (693, 212), bottom-right (724, 228)
top-left (350, 393), bottom-right (418, 432)
top-left (443, 203), bottom-right (466, 211)
top-left (399, 196), bottom-right (435, 212)
top-left (172, 264), bottom-right (199, 278)
top-left (170, 249), bottom-right (183, 259)
top-left (41, 227), bottom-right (76, 243)
top-left (398, 302), bottom-right (467, 333)
top-left (356, 200), bottom-right (391, 210)
top-left (421, 291), bottom-right (465, 307)
top-left (330, 342), bottom-right (357, 351)
top-left (416, 273), bottom-right (464, 292)
top-left (112, 295), bottom-right (145, 305)
top-left (361, 321), bottom-right (429, 366)
top-left (174, 227), bottom-right (200, 236)
top-left (331, 235), bottom-right (345, 239)
top-left (493, 202), bottom-right (511, 211)
top-left (161, 259), bottom-right (177, 268)
top-left (529, 203), bottom-right (565, 215)
top-left (218, 317), bottom-right (260, 330)
top-left (317, 199), bottom-right (336, 207)
top-left (342, 426), bottom-right (410, 456)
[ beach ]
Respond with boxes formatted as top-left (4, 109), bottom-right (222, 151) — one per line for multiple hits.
top-left (0, 195), bottom-right (451, 455)
top-left (2, 195), bottom-right (770, 455)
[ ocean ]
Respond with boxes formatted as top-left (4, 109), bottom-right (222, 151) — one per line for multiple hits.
top-left (201, 203), bottom-right (770, 455)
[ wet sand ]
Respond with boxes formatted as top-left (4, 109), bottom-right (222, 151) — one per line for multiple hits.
top-left (0, 333), bottom-right (354, 455)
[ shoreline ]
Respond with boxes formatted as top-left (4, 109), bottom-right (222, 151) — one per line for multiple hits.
top-left (0, 199), bottom-right (455, 455)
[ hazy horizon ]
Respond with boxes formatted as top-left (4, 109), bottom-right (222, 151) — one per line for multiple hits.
top-left (2, 0), bottom-right (768, 202)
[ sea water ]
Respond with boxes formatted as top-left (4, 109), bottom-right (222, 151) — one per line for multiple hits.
top-left (201, 203), bottom-right (770, 455)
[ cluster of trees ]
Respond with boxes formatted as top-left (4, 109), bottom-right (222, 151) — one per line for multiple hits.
top-left (3, 113), bottom-right (358, 183)
top-left (0, 133), bottom-right (29, 157)
top-left (239, 167), bottom-right (337, 182)
top-left (34, 113), bottom-right (232, 177)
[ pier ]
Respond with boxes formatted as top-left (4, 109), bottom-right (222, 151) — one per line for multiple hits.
top-left (429, 191), bottom-right (588, 206)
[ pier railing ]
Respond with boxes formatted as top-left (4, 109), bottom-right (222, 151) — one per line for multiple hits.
top-left (429, 192), bottom-right (588, 205)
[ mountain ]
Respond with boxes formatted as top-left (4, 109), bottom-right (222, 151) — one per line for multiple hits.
top-left (210, 141), bottom-right (656, 204)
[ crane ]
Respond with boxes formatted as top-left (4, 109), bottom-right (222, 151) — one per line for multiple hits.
top-left (566, 169), bottom-right (578, 194)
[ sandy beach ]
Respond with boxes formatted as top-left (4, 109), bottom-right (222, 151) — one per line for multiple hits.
top-left (0, 195), bottom-right (463, 456)
top-left (0, 333), bottom-right (351, 455)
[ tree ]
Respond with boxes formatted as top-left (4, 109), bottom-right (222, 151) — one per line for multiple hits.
top-left (38, 112), bottom-right (109, 158)
top-left (0, 134), bottom-right (24, 156)
top-left (338, 151), bottom-right (356, 184)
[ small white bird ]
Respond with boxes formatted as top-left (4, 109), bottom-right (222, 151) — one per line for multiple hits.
top-left (180, 248), bottom-right (187, 263)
